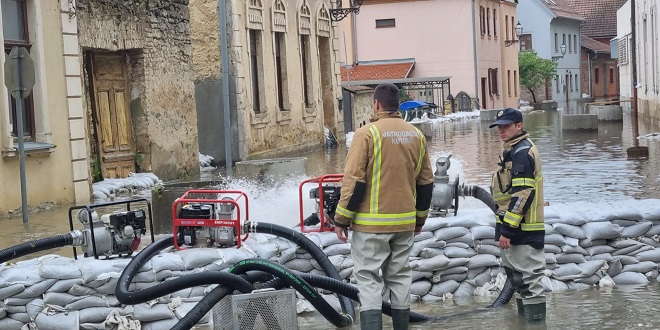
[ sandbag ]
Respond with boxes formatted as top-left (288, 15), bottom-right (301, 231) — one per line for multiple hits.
top-left (434, 266), bottom-right (469, 276)
top-left (607, 259), bottom-right (623, 277)
top-left (544, 224), bottom-right (557, 235)
top-left (26, 299), bottom-right (44, 321)
top-left (0, 316), bottom-right (24, 329)
top-left (555, 253), bottom-right (586, 264)
top-left (79, 260), bottom-right (121, 284)
top-left (639, 202), bottom-right (660, 220)
top-left (43, 292), bottom-right (84, 307)
top-left (421, 217), bottom-right (449, 232)
top-left (8, 311), bottom-right (30, 323)
top-left (445, 233), bottom-right (474, 246)
top-left (419, 248), bottom-right (445, 259)
top-left (467, 267), bottom-right (488, 279)
top-left (544, 204), bottom-right (588, 225)
top-left (636, 248), bottom-right (660, 263)
top-left (564, 236), bottom-right (579, 247)
top-left (0, 283), bottom-right (25, 300)
top-left (470, 226), bottom-right (495, 240)
top-left (323, 243), bottom-right (351, 256)
top-left (443, 247), bottom-right (477, 258)
top-left (541, 276), bottom-right (569, 292)
top-left (412, 271), bottom-right (432, 282)
top-left (445, 242), bottom-right (471, 249)
top-left (551, 263), bottom-right (583, 280)
top-left (79, 307), bottom-right (118, 324)
top-left (39, 263), bottom-right (82, 280)
top-left (429, 280), bottom-right (460, 296)
top-left (410, 280), bottom-right (432, 296)
top-left (142, 318), bottom-right (179, 330)
top-left (545, 253), bottom-right (557, 264)
top-left (561, 245), bottom-right (588, 256)
top-left (609, 239), bottom-right (640, 249)
top-left (151, 253), bottom-right (186, 272)
top-left (47, 278), bottom-right (83, 293)
top-left (177, 248), bottom-right (222, 270)
top-left (410, 255), bottom-right (450, 272)
top-left (566, 282), bottom-right (591, 291)
top-left (578, 260), bottom-right (607, 277)
top-left (612, 219), bottom-right (639, 227)
top-left (544, 234), bottom-right (566, 246)
top-left (315, 232), bottom-right (343, 247)
top-left (575, 274), bottom-right (602, 285)
top-left (413, 231), bottom-right (435, 242)
top-left (612, 272), bottom-right (649, 285)
top-left (133, 303), bottom-right (175, 322)
top-left (284, 259), bottom-right (314, 272)
top-left (0, 267), bottom-right (42, 286)
top-left (466, 254), bottom-right (499, 269)
top-left (433, 227), bottom-right (470, 241)
top-left (621, 221), bottom-right (653, 238)
top-left (66, 296), bottom-right (111, 310)
top-left (621, 261), bottom-right (657, 274)
top-left (440, 273), bottom-right (468, 282)
top-left (578, 239), bottom-right (607, 248)
top-left (612, 244), bottom-right (648, 257)
top-left (544, 245), bottom-right (562, 254)
top-left (469, 269), bottom-right (493, 287)
top-left (411, 238), bottom-right (446, 257)
top-left (582, 222), bottom-right (622, 241)
top-left (586, 245), bottom-right (616, 256)
top-left (475, 244), bottom-right (500, 257)
top-left (553, 224), bottom-right (586, 239)
top-left (453, 281), bottom-right (476, 297)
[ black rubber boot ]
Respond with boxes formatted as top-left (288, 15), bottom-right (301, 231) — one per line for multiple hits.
top-left (523, 302), bottom-right (546, 323)
top-left (360, 310), bottom-right (383, 330)
top-left (516, 299), bottom-right (524, 316)
top-left (391, 308), bottom-right (410, 330)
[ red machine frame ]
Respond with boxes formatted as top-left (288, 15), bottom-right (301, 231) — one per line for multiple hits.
top-left (299, 174), bottom-right (344, 233)
top-left (172, 189), bottom-right (249, 250)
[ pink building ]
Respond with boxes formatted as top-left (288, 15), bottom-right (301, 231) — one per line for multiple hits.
top-left (339, 0), bottom-right (520, 110)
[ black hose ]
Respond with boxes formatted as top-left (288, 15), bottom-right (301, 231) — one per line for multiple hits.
top-left (170, 285), bottom-right (232, 330)
top-left (0, 232), bottom-right (74, 264)
top-left (487, 277), bottom-right (515, 308)
top-left (115, 236), bottom-right (254, 305)
top-left (470, 185), bottom-right (498, 213)
top-left (229, 258), bottom-right (352, 328)
top-left (245, 222), bottom-right (356, 320)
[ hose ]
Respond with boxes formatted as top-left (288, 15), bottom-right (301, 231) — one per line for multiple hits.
top-left (487, 277), bottom-right (515, 308)
top-left (468, 185), bottom-right (498, 213)
top-left (245, 221), bottom-right (356, 320)
top-left (0, 231), bottom-right (78, 264)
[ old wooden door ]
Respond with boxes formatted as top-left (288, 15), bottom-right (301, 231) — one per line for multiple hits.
top-left (90, 53), bottom-right (135, 179)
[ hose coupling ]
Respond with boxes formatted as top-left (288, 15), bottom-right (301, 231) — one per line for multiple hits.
top-left (70, 230), bottom-right (85, 247)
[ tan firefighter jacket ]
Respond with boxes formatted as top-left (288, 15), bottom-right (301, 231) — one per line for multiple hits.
top-left (334, 111), bottom-right (434, 233)
top-left (491, 132), bottom-right (545, 248)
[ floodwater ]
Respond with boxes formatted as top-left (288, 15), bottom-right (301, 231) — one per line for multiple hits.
top-left (2, 108), bottom-right (660, 329)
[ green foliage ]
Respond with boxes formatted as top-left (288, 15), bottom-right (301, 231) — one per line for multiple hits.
top-left (134, 151), bottom-right (143, 172)
top-left (92, 158), bottom-right (103, 183)
top-left (518, 51), bottom-right (558, 103)
top-left (398, 88), bottom-right (413, 102)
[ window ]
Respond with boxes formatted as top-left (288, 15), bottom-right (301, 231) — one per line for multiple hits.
top-left (514, 70), bottom-right (518, 96)
top-left (609, 68), bottom-right (614, 84)
top-left (555, 33), bottom-right (558, 52)
top-left (562, 34), bottom-right (566, 51)
top-left (569, 74), bottom-right (573, 92)
top-left (487, 8), bottom-right (490, 36)
top-left (575, 74), bottom-right (578, 91)
top-left (480, 7), bottom-right (485, 36)
top-left (520, 34), bottom-right (532, 50)
top-left (555, 75), bottom-right (559, 93)
top-left (511, 16), bottom-right (515, 40)
top-left (488, 68), bottom-right (499, 95)
top-left (375, 18), bottom-right (395, 28)
top-left (249, 29), bottom-right (263, 113)
top-left (493, 9), bottom-right (497, 37)
top-left (595, 68), bottom-right (599, 84)
top-left (574, 35), bottom-right (577, 53)
top-left (274, 31), bottom-right (288, 111)
top-left (300, 34), bottom-right (313, 107)
top-left (505, 15), bottom-right (509, 40)
top-left (3, 0), bottom-right (34, 139)
top-left (507, 70), bottom-right (511, 97)
top-left (568, 35), bottom-right (572, 53)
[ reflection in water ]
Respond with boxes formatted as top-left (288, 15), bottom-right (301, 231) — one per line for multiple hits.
top-left (1, 110), bottom-right (659, 328)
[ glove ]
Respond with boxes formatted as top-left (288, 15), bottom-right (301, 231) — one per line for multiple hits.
top-left (416, 216), bottom-right (428, 228)
top-left (332, 213), bottom-right (351, 228)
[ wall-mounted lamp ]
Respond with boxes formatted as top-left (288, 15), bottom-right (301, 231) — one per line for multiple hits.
top-left (505, 21), bottom-right (523, 47)
top-left (330, 0), bottom-right (363, 22)
top-left (552, 43), bottom-right (567, 61)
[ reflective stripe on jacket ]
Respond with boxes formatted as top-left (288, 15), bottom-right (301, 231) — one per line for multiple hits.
top-left (336, 111), bottom-right (434, 233)
top-left (491, 132), bottom-right (544, 248)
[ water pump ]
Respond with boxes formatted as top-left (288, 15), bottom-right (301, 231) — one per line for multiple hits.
top-left (76, 208), bottom-right (147, 258)
top-left (299, 174), bottom-right (344, 233)
top-left (430, 154), bottom-right (473, 217)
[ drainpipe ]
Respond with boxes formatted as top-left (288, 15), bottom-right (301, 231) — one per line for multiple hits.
top-left (472, 0), bottom-right (479, 104)
top-left (588, 52), bottom-right (592, 96)
top-left (352, 12), bottom-right (358, 65)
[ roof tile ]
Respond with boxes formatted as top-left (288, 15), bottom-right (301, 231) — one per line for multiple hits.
top-left (340, 61), bottom-right (415, 82)
top-left (581, 35), bottom-right (611, 53)
top-left (565, 0), bottom-right (627, 38)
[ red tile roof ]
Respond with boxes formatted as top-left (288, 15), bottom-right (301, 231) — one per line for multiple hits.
top-left (566, 0), bottom-right (627, 38)
top-left (581, 35), bottom-right (611, 53)
top-left (542, 0), bottom-right (585, 21)
top-left (341, 61), bottom-right (415, 82)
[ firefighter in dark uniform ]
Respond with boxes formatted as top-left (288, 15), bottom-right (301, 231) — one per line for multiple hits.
top-left (489, 108), bottom-right (546, 323)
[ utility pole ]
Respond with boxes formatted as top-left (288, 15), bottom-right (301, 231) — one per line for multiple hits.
top-left (218, 0), bottom-right (233, 177)
top-left (631, 0), bottom-right (639, 146)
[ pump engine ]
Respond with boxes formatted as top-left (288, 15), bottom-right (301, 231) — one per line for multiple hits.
top-left (77, 209), bottom-right (147, 258)
top-left (176, 199), bottom-right (238, 248)
top-left (303, 184), bottom-right (342, 227)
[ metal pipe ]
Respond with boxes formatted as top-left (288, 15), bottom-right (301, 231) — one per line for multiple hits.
top-left (471, 0), bottom-right (479, 103)
top-left (218, 0), bottom-right (233, 176)
top-left (10, 47), bottom-right (29, 224)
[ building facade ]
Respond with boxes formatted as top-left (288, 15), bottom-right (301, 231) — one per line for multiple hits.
top-left (618, 0), bottom-right (660, 120)
top-left (191, 0), bottom-right (344, 165)
top-left (338, 0), bottom-right (520, 111)
top-left (517, 0), bottom-right (585, 108)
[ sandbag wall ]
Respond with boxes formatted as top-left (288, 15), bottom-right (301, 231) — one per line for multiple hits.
top-left (1, 199), bottom-right (660, 329)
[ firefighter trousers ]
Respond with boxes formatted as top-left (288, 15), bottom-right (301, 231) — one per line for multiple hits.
top-left (501, 244), bottom-right (546, 305)
top-left (350, 230), bottom-right (414, 311)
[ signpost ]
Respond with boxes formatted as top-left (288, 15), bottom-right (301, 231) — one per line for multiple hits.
top-left (4, 46), bottom-right (36, 224)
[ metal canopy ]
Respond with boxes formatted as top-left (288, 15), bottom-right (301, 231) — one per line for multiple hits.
top-left (341, 76), bottom-right (451, 89)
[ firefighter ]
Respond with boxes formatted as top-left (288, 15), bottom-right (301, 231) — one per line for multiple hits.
top-left (489, 107), bottom-right (546, 323)
top-left (332, 83), bottom-right (434, 330)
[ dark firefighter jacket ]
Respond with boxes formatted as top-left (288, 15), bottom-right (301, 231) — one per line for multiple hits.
top-left (491, 132), bottom-right (545, 249)
top-left (334, 111), bottom-right (434, 233)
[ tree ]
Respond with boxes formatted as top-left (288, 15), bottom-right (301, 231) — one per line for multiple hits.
top-left (518, 50), bottom-right (558, 103)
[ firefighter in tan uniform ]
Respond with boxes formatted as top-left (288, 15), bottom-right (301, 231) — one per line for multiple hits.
top-left (332, 83), bottom-right (434, 330)
top-left (489, 108), bottom-right (546, 323)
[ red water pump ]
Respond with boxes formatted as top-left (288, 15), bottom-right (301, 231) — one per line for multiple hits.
top-left (299, 174), bottom-right (344, 233)
top-left (172, 189), bottom-right (249, 249)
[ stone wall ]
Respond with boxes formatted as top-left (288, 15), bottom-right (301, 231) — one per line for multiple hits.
top-left (76, 0), bottom-right (199, 180)
top-left (191, 0), bottom-right (344, 164)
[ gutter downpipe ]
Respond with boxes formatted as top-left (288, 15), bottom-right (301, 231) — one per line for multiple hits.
top-left (352, 12), bottom-right (358, 65)
top-left (472, 0), bottom-right (479, 105)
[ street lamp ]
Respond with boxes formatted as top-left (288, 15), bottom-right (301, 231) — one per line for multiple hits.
top-left (330, 0), bottom-right (363, 22)
top-left (552, 42), bottom-right (567, 61)
top-left (505, 22), bottom-right (523, 47)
